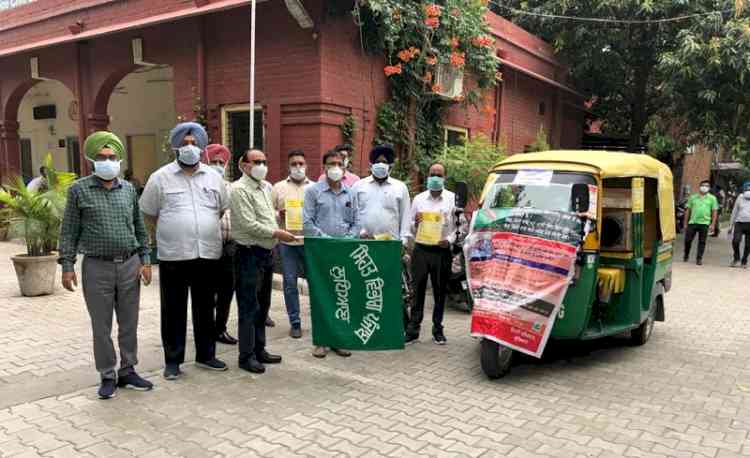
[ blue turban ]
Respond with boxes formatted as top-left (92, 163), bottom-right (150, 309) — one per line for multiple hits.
top-left (743, 181), bottom-right (750, 191)
top-left (169, 122), bottom-right (208, 150)
top-left (369, 144), bottom-right (396, 164)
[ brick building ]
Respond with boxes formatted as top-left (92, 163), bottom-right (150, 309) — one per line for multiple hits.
top-left (0, 0), bottom-right (584, 185)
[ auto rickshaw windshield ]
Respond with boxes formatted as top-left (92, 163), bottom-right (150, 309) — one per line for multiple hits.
top-left (483, 171), bottom-right (596, 212)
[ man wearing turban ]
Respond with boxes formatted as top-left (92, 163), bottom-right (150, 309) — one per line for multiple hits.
top-left (140, 122), bottom-right (230, 380)
top-left (59, 131), bottom-right (153, 399)
top-left (204, 144), bottom-right (239, 345)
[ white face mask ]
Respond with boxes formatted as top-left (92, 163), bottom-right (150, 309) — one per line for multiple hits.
top-left (290, 166), bottom-right (306, 181)
top-left (177, 145), bottom-right (202, 166)
top-left (250, 163), bottom-right (268, 181)
top-left (371, 162), bottom-right (390, 179)
top-left (744, 191), bottom-right (750, 199)
top-left (93, 160), bottom-right (121, 181)
top-left (327, 166), bottom-right (344, 182)
top-left (700, 186), bottom-right (710, 194)
top-left (210, 165), bottom-right (226, 177)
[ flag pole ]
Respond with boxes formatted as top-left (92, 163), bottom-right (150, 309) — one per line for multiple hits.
top-left (249, 0), bottom-right (256, 150)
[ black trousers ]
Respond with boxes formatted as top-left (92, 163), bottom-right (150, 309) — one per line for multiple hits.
top-left (159, 259), bottom-right (218, 365)
top-left (408, 244), bottom-right (452, 336)
top-left (684, 224), bottom-right (709, 261)
top-left (211, 250), bottom-right (237, 335)
top-left (733, 222), bottom-right (750, 264)
top-left (236, 245), bottom-right (273, 363)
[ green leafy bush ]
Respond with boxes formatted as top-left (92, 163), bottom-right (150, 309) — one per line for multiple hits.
top-left (435, 134), bottom-right (504, 200)
top-left (0, 155), bottom-right (76, 256)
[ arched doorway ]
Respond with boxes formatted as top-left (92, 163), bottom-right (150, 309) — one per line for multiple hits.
top-left (16, 80), bottom-right (79, 179)
top-left (106, 65), bottom-right (176, 186)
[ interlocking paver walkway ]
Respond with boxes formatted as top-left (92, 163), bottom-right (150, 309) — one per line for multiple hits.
top-left (0, 234), bottom-right (749, 457)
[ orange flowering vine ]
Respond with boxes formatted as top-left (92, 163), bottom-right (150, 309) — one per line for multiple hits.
top-left (472, 36), bottom-right (494, 47)
top-left (398, 47), bottom-right (421, 63)
top-left (424, 4), bottom-right (441, 17)
top-left (384, 64), bottom-right (403, 76)
top-left (424, 17), bottom-right (440, 29)
top-left (495, 71), bottom-right (504, 81)
top-left (432, 83), bottom-right (444, 93)
top-left (450, 51), bottom-right (466, 67)
top-left (425, 55), bottom-right (438, 66)
top-left (450, 37), bottom-right (460, 48)
top-left (482, 104), bottom-right (497, 116)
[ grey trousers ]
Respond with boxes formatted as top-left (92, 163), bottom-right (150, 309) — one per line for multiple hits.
top-left (82, 255), bottom-right (142, 380)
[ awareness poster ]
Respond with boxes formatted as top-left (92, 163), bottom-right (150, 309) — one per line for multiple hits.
top-left (465, 208), bottom-right (583, 358)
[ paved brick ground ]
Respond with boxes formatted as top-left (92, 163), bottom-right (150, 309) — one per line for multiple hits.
top-left (0, 234), bottom-right (749, 457)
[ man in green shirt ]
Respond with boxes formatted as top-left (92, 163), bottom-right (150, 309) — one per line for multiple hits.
top-left (231, 149), bottom-right (296, 374)
top-left (59, 131), bottom-right (153, 399)
top-left (684, 180), bottom-right (719, 265)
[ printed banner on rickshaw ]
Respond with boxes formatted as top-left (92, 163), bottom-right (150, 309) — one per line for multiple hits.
top-left (304, 237), bottom-right (404, 350)
top-left (465, 208), bottom-right (582, 358)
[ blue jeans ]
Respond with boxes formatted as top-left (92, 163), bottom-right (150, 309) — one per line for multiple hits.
top-left (279, 244), bottom-right (305, 327)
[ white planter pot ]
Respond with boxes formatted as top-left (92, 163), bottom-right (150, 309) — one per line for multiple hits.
top-left (11, 254), bottom-right (58, 297)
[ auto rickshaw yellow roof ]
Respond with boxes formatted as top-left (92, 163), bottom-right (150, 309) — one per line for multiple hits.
top-left (493, 150), bottom-right (672, 181)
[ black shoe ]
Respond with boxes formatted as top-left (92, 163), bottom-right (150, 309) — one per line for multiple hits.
top-left (196, 358), bottom-right (228, 371)
top-left (433, 330), bottom-right (447, 345)
top-left (98, 379), bottom-right (117, 399)
top-left (117, 373), bottom-right (154, 391)
top-left (743, 264), bottom-right (748, 270)
top-left (731, 260), bottom-right (739, 268)
top-left (331, 348), bottom-right (352, 357)
top-left (683, 256), bottom-right (689, 262)
top-left (257, 351), bottom-right (282, 364)
top-left (239, 358), bottom-right (265, 374)
top-left (163, 364), bottom-right (181, 381)
top-left (697, 259), bottom-right (703, 266)
top-left (265, 317), bottom-right (276, 327)
top-left (217, 331), bottom-right (238, 345)
top-left (405, 334), bottom-right (419, 345)
top-left (290, 326), bottom-right (302, 339)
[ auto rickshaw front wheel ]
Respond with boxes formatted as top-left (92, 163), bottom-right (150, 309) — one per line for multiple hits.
top-left (480, 338), bottom-right (514, 379)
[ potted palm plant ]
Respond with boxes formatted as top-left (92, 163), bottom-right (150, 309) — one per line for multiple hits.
top-left (0, 155), bottom-right (75, 296)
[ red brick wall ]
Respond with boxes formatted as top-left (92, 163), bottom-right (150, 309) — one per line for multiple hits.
top-left (680, 145), bottom-right (713, 197)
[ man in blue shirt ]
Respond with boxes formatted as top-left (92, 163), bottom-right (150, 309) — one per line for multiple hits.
top-left (303, 149), bottom-right (358, 358)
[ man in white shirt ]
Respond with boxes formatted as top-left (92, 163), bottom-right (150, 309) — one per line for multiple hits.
top-left (405, 162), bottom-right (457, 345)
top-left (27, 166), bottom-right (47, 192)
top-left (140, 122), bottom-right (229, 380)
top-left (352, 145), bottom-right (411, 242)
top-left (272, 150), bottom-right (311, 338)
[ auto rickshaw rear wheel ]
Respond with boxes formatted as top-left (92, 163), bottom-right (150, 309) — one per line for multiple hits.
top-left (480, 338), bottom-right (514, 379)
top-left (630, 295), bottom-right (659, 346)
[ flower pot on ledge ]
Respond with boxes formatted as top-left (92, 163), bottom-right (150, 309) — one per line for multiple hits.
top-left (11, 254), bottom-right (58, 297)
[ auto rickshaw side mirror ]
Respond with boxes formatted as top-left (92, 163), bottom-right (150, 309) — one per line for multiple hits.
top-left (571, 183), bottom-right (590, 214)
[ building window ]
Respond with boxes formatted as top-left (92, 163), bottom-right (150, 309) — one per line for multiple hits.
top-left (444, 126), bottom-right (468, 148)
top-left (221, 104), bottom-right (264, 179)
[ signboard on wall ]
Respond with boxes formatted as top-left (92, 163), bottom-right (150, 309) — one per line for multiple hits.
top-left (0, 0), bottom-right (36, 11)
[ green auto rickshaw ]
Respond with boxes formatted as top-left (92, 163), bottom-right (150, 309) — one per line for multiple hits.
top-left (471, 150), bottom-right (676, 378)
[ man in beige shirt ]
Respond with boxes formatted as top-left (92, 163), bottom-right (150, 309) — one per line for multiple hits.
top-left (272, 150), bottom-right (311, 338)
top-left (231, 149), bottom-right (295, 374)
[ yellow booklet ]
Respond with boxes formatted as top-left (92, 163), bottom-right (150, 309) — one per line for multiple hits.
top-left (285, 199), bottom-right (303, 231)
top-left (416, 212), bottom-right (442, 245)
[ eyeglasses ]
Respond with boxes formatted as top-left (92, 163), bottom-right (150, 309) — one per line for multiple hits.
top-left (289, 161), bottom-right (305, 167)
top-left (251, 160), bottom-right (267, 166)
top-left (94, 155), bottom-right (119, 162)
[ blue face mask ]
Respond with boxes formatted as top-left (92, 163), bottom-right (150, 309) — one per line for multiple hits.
top-left (177, 145), bottom-right (201, 166)
top-left (427, 176), bottom-right (444, 191)
top-left (371, 162), bottom-right (390, 179)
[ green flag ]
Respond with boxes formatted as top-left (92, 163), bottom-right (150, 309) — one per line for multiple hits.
top-left (304, 237), bottom-right (405, 350)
